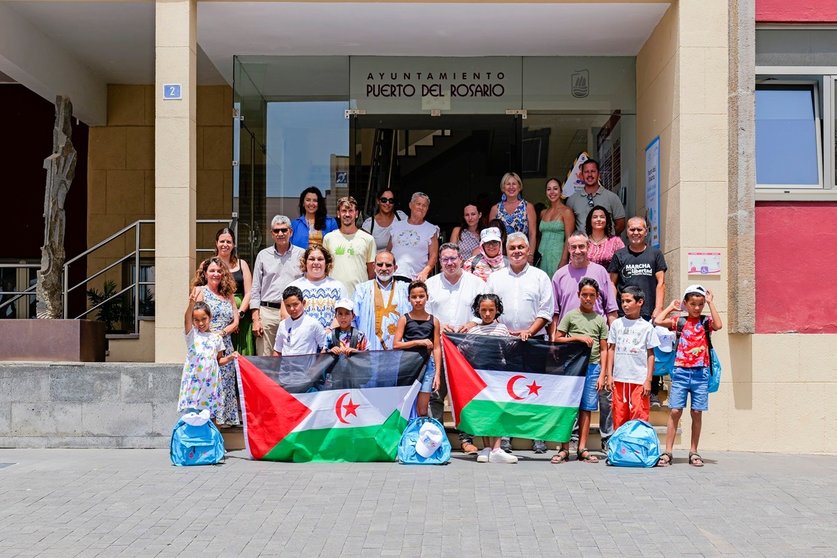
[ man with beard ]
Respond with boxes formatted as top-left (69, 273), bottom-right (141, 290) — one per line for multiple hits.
top-left (323, 196), bottom-right (376, 297)
top-left (352, 251), bottom-right (412, 351)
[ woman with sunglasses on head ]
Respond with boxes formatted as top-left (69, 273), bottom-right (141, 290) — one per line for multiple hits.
top-left (362, 189), bottom-right (408, 252)
top-left (290, 186), bottom-right (338, 249)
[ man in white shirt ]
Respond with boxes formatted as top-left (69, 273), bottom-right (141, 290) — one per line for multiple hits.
top-left (250, 215), bottom-right (305, 356)
top-left (323, 196), bottom-right (376, 297)
top-left (426, 243), bottom-right (486, 433)
top-left (485, 232), bottom-right (554, 340)
top-left (480, 231), bottom-right (555, 454)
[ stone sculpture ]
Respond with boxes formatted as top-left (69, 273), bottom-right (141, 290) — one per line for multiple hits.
top-left (36, 96), bottom-right (76, 319)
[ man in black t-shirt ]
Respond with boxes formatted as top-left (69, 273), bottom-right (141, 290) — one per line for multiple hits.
top-left (608, 216), bottom-right (668, 406)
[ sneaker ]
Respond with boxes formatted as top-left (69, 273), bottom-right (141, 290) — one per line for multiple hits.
top-left (489, 448), bottom-right (518, 464)
top-left (476, 448), bottom-right (491, 463)
top-left (532, 440), bottom-right (547, 454)
top-left (500, 437), bottom-right (513, 453)
top-left (650, 394), bottom-right (661, 408)
top-left (601, 438), bottom-right (609, 454)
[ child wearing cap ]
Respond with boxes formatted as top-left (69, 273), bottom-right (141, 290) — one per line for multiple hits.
top-left (324, 298), bottom-right (368, 355)
top-left (654, 284), bottom-right (722, 467)
top-left (273, 286), bottom-right (326, 356)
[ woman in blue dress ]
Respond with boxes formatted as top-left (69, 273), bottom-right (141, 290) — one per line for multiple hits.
top-left (487, 172), bottom-right (538, 264)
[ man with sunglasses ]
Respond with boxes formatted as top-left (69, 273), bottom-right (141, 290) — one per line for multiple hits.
top-left (250, 215), bottom-right (305, 356)
top-left (566, 158), bottom-right (626, 235)
top-left (352, 251), bottom-right (412, 351)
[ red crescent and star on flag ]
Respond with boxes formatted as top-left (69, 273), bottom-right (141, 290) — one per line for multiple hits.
top-left (505, 374), bottom-right (542, 400)
top-left (334, 392), bottom-right (360, 424)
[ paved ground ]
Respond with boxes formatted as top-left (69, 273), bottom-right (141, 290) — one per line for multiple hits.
top-left (0, 449), bottom-right (835, 557)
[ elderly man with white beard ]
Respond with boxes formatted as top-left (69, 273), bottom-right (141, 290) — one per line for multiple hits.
top-left (352, 251), bottom-right (412, 351)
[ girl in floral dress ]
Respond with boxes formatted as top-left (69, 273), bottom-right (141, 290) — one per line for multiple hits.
top-left (177, 295), bottom-right (237, 418)
top-left (191, 257), bottom-right (240, 425)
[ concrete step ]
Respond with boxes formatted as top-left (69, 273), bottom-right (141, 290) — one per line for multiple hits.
top-left (220, 426), bottom-right (245, 451)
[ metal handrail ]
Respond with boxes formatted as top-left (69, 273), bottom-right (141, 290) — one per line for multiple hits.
top-left (62, 218), bottom-right (230, 336)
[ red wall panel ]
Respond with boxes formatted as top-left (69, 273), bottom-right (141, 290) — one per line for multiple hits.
top-left (757, 0), bottom-right (837, 23)
top-left (755, 201), bottom-right (837, 333)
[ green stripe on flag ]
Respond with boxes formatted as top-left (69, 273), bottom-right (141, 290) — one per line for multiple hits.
top-left (458, 400), bottom-right (579, 442)
top-left (261, 410), bottom-right (409, 462)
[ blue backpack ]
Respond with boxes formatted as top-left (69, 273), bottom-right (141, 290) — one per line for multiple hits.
top-left (397, 417), bottom-right (451, 465)
top-left (606, 419), bottom-right (661, 468)
top-left (170, 414), bottom-right (225, 466)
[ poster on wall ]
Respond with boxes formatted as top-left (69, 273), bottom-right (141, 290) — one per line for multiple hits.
top-left (687, 252), bottom-right (722, 276)
top-left (645, 136), bottom-right (661, 248)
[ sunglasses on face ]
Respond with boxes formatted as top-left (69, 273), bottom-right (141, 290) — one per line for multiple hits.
top-left (440, 257), bottom-right (459, 263)
top-left (272, 227), bottom-right (289, 234)
top-left (379, 197), bottom-right (395, 204)
top-left (375, 262), bottom-right (394, 268)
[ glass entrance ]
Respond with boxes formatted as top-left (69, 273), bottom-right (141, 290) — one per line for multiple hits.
top-left (349, 114), bottom-right (521, 234)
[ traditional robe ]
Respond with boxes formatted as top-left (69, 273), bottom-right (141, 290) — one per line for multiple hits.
top-left (352, 278), bottom-right (412, 351)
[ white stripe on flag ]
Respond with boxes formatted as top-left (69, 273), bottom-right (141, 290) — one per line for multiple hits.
top-left (291, 381), bottom-right (420, 432)
top-left (473, 369), bottom-right (585, 408)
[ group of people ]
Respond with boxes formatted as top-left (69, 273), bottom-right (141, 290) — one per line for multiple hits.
top-left (177, 161), bottom-right (720, 467)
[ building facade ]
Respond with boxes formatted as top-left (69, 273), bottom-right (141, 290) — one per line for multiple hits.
top-left (0, 0), bottom-right (834, 453)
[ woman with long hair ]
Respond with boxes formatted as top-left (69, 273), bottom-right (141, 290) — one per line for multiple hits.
top-left (449, 202), bottom-right (483, 258)
top-left (537, 178), bottom-right (575, 275)
top-left (585, 205), bottom-right (624, 269)
top-left (214, 227), bottom-right (254, 355)
top-left (487, 172), bottom-right (538, 264)
top-left (290, 186), bottom-right (338, 249)
top-left (191, 257), bottom-right (240, 426)
top-left (361, 189), bottom-right (407, 252)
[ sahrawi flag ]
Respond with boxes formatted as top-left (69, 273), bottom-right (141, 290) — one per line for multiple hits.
top-left (236, 351), bottom-right (425, 462)
top-left (443, 333), bottom-right (590, 441)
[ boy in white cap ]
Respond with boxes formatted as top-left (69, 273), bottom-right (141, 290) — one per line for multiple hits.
top-left (654, 284), bottom-right (722, 467)
top-left (325, 298), bottom-right (368, 355)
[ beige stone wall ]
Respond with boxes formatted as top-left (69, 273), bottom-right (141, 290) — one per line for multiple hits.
top-left (85, 84), bottom-right (233, 320)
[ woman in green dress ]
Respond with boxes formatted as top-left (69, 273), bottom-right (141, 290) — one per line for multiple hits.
top-left (537, 178), bottom-right (575, 276)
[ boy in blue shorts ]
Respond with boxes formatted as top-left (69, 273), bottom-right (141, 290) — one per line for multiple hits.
top-left (655, 284), bottom-right (722, 467)
top-left (551, 277), bottom-right (609, 464)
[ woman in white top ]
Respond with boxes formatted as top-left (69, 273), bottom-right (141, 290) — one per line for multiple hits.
top-left (387, 192), bottom-right (439, 281)
top-left (285, 244), bottom-right (348, 330)
top-left (361, 189), bottom-right (408, 252)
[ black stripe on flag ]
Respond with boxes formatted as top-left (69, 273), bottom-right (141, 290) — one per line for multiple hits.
top-left (444, 334), bottom-right (590, 377)
top-left (243, 350), bottom-right (426, 393)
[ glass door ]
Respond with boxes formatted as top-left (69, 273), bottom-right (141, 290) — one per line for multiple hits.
top-left (349, 114), bottom-right (521, 236)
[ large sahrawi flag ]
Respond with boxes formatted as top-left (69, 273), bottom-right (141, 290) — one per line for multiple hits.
top-left (236, 351), bottom-right (425, 462)
top-left (443, 333), bottom-right (590, 441)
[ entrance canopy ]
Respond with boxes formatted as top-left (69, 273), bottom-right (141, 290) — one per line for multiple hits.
top-left (0, 1), bottom-right (668, 125)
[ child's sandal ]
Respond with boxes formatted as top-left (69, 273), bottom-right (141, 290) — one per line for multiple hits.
top-left (550, 449), bottom-right (570, 464)
top-left (576, 448), bottom-right (599, 463)
top-left (656, 452), bottom-right (672, 467)
top-left (688, 452), bottom-right (704, 467)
